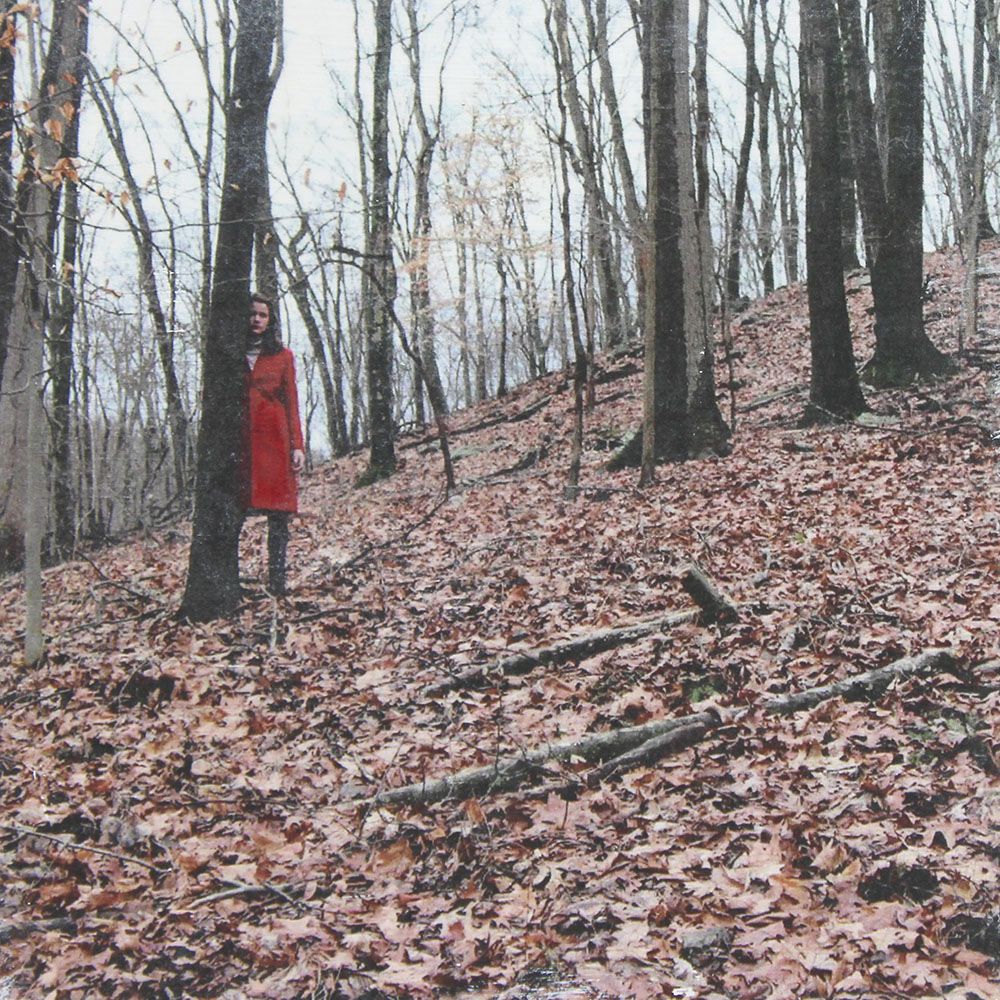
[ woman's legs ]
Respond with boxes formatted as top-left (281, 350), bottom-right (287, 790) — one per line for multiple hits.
top-left (267, 513), bottom-right (290, 595)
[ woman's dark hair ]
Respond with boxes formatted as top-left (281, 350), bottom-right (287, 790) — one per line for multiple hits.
top-left (250, 292), bottom-right (282, 355)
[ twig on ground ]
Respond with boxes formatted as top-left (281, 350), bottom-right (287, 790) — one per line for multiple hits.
top-left (3, 823), bottom-right (169, 875)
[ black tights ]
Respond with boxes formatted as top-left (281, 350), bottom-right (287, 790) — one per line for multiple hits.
top-left (266, 513), bottom-right (290, 594)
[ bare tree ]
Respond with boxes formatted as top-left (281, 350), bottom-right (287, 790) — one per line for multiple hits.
top-left (838, 0), bottom-right (952, 383)
top-left (0, 0), bottom-right (89, 659)
top-left (360, 0), bottom-right (397, 484)
top-left (181, 0), bottom-right (281, 621)
top-left (638, 0), bottom-right (729, 479)
top-left (800, 0), bottom-right (866, 421)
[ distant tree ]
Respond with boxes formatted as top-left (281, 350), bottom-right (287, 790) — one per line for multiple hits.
top-left (552, 0), bottom-right (626, 349)
top-left (800, 0), bottom-right (866, 421)
top-left (359, 0), bottom-right (397, 485)
top-left (720, 0), bottom-right (758, 306)
top-left (181, 0), bottom-right (280, 621)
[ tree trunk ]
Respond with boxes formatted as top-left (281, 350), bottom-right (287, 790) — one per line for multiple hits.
top-left (724, 0), bottom-right (758, 306)
top-left (404, 0), bottom-right (447, 423)
top-left (3, 0), bottom-right (88, 658)
top-left (590, 0), bottom-right (646, 336)
top-left (361, 0), bottom-right (397, 483)
top-left (553, 0), bottom-right (626, 350)
top-left (0, 1), bottom-right (18, 385)
top-left (547, 4), bottom-right (587, 492)
top-left (800, 0), bottom-right (866, 421)
top-left (838, 0), bottom-right (951, 384)
top-left (49, 50), bottom-right (87, 557)
top-left (180, 0), bottom-right (279, 621)
top-left (279, 221), bottom-right (344, 454)
top-left (972, 0), bottom-right (997, 239)
top-left (640, 0), bottom-right (729, 479)
top-left (87, 70), bottom-right (190, 491)
top-left (757, 0), bottom-right (779, 294)
top-left (0, 0), bottom-right (87, 573)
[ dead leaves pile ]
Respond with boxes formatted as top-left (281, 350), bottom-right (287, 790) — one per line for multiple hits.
top-left (2, 244), bottom-right (1000, 998)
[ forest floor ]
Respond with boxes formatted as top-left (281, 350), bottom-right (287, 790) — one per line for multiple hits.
top-left (4, 246), bottom-right (1000, 999)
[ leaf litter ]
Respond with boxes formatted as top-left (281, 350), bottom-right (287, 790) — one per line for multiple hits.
top-left (2, 244), bottom-right (1000, 997)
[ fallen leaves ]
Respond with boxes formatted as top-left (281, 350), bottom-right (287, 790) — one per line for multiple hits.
top-left (3, 246), bottom-right (1000, 997)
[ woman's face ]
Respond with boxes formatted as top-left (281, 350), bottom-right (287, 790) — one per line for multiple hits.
top-left (249, 300), bottom-right (270, 338)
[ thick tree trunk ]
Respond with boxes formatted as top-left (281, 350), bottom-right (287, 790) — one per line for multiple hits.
top-left (361, 0), bottom-right (397, 483)
top-left (800, 0), bottom-right (866, 420)
top-left (640, 0), bottom-right (729, 478)
top-left (838, 0), bottom-right (951, 384)
top-left (181, 0), bottom-right (279, 621)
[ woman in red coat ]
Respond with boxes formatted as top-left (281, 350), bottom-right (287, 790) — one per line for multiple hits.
top-left (240, 293), bottom-right (304, 595)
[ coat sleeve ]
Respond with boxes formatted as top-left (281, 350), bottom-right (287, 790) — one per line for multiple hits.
top-left (283, 351), bottom-right (305, 452)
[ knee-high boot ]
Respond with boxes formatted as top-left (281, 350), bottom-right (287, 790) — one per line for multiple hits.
top-left (267, 513), bottom-right (289, 595)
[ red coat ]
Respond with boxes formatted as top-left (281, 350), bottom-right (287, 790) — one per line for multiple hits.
top-left (240, 348), bottom-right (304, 513)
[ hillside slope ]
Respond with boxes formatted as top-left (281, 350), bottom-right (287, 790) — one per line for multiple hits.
top-left (2, 246), bottom-right (1000, 998)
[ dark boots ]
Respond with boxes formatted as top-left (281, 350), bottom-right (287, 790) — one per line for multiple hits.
top-left (267, 513), bottom-right (289, 595)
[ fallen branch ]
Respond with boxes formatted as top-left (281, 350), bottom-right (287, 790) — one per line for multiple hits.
top-left (373, 711), bottom-right (719, 807)
top-left (192, 880), bottom-right (303, 908)
top-left (403, 394), bottom-right (554, 452)
top-left (588, 647), bottom-right (957, 782)
top-left (740, 385), bottom-right (805, 413)
top-left (310, 493), bottom-right (448, 580)
top-left (427, 608), bottom-right (700, 697)
top-left (762, 647), bottom-right (957, 715)
top-left (384, 648), bottom-right (957, 807)
top-left (3, 823), bottom-right (168, 875)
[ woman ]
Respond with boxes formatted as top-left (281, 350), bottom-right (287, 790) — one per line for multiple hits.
top-left (240, 292), bottom-right (305, 595)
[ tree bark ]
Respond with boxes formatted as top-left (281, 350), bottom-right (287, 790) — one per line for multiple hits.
top-left (724, 0), bottom-right (758, 306)
top-left (49, 34), bottom-right (88, 557)
top-left (553, 0), bottom-right (626, 350)
top-left (0, 1), bottom-right (19, 385)
top-left (180, 0), bottom-right (280, 621)
top-left (838, 0), bottom-right (951, 384)
top-left (640, 0), bottom-right (729, 478)
top-left (360, 0), bottom-right (397, 484)
top-left (427, 609), bottom-right (700, 697)
top-left (800, 0), bottom-right (866, 420)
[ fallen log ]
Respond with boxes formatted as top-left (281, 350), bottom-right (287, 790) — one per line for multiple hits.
top-left (680, 565), bottom-right (738, 624)
top-left (762, 647), bottom-right (957, 715)
top-left (588, 648), bottom-right (957, 780)
top-left (426, 608), bottom-right (701, 698)
top-left (373, 710), bottom-right (719, 807)
top-left (383, 648), bottom-right (957, 807)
